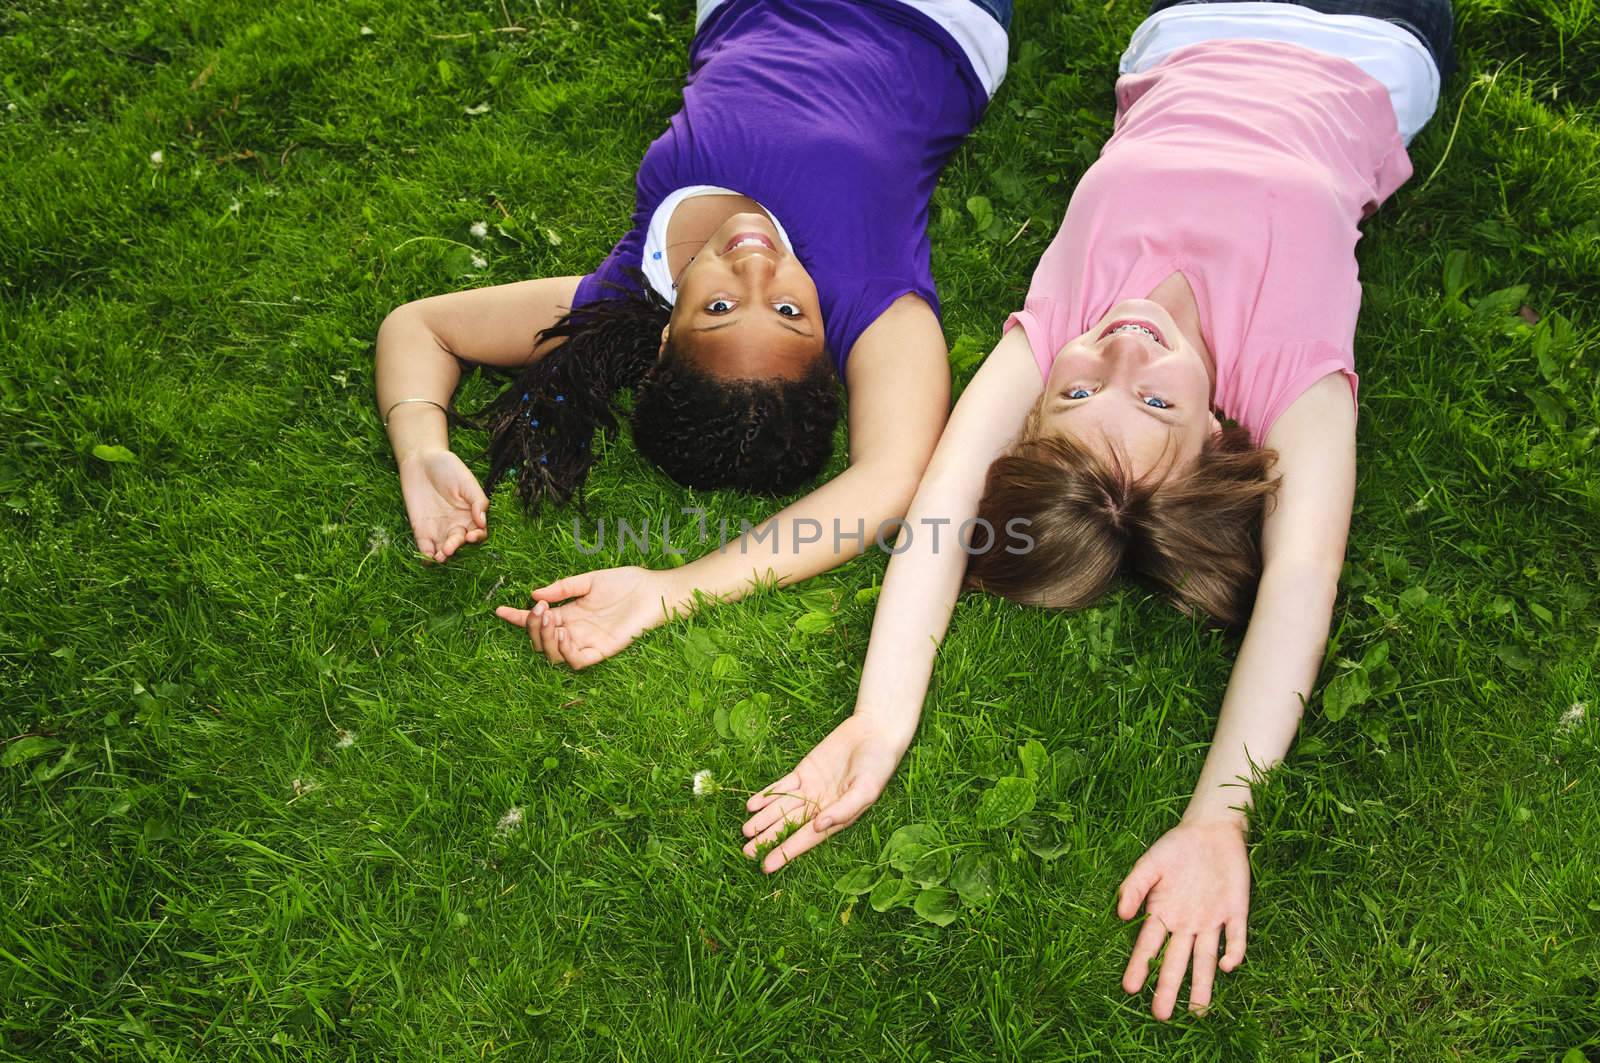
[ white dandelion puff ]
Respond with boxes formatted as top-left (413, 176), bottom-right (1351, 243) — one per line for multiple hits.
top-left (290, 777), bottom-right (320, 800)
top-left (149, 150), bottom-right (164, 165)
top-left (692, 769), bottom-right (716, 796)
top-left (367, 525), bottom-right (391, 554)
top-left (496, 806), bottom-right (525, 835)
top-left (334, 728), bottom-right (357, 749)
top-left (469, 220), bottom-right (488, 240)
top-left (470, 253), bottom-right (488, 270)
top-left (1559, 702), bottom-right (1587, 733)
top-left (359, 25), bottom-right (375, 36)
top-left (7, 103), bottom-right (17, 114)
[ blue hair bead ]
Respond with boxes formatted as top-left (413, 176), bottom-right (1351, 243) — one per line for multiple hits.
top-left (521, 392), bottom-right (529, 402)
top-left (555, 394), bottom-right (565, 403)
top-left (539, 455), bottom-right (548, 464)
top-left (530, 418), bottom-right (540, 428)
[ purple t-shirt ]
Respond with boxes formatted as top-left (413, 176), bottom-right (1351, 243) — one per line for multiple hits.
top-left (572, 0), bottom-right (991, 377)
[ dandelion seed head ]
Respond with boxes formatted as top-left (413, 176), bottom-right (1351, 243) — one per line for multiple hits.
top-left (334, 728), bottom-right (356, 749)
top-left (1559, 702), bottom-right (1587, 732)
top-left (471, 253), bottom-right (488, 270)
top-left (367, 525), bottom-right (391, 553)
top-left (359, 25), bottom-right (375, 36)
top-left (692, 769), bottom-right (716, 796)
top-left (291, 777), bottom-right (319, 798)
top-left (149, 150), bottom-right (164, 165)
top-left (496, 806), bottom-right (525, 834)
top-left (469, 220), bottom-right (488, 240)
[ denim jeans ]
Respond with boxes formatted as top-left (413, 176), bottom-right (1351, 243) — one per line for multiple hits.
top-left (967, 0), bottom-right (1013, 31)
top-left (1147, 0), bottom-right (1454, 77)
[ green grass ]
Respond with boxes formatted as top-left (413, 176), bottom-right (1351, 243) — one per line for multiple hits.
top-left (2, 0), bottom-right (1598, 1057)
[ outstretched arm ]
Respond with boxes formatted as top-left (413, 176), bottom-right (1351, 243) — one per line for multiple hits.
top-left (496, 294), bottom-right (952, 667)
top-left (375, 276), bottom-right (582, 561)
top-left (740, 327), bottom-right (1043, 870)
top-left (1117, 372), bottom-right (1357, 1019)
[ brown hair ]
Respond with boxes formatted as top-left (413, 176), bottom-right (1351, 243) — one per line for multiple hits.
top-left (965, 424), bottom-right (1277, 627)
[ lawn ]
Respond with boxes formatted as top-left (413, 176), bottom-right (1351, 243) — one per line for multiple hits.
top-left (2, 0), bottom-right (1598, 1057)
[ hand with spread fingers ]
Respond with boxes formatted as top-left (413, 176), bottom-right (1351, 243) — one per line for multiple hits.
top-left (741, 714), bottom-right (910, 873)
top-left (398, 449), bottom-right (489, 563)
top-left (1117, 817), bottom-right (1252, 1021)
top-left (494, 566), bottom-right (687, 670)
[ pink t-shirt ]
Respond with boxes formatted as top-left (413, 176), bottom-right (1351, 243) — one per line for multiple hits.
top-left (1005, 39), bottom-right (1414, 442)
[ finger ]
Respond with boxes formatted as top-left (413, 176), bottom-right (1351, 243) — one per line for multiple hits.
top-left (522, 605), bottom-right (550, 658)
top-left (1221, 916), bottom-right (1247, 973)
top-left (495, 606), bottom-right (531, 628)
top-left (1122, 916), bottom-right (1167, 995)
top-left (557, 627), bottom-right (604, 670)
top-left (439, 524), bottom-right (467, 559)
top-left (741, 794), bottom-right (808, 845)
top-left (1152, 932), bottom-right (1195, 1022)
top-left (470, 487), bottom-right (489, 529)
top-left (760, 819), bottom-right (836, 874)
top-left (746, 772), bottom-right (801, 813)
top-left (532, 573), bottom-right (593, 603)
top-left (1188, 928), bottom-right (1220, 1015)
top-left (1117, 860), bottom-right (1159, 921)
top-left (813, 780), bottom-right (880, 832)
top-left (542, 626), bottom-right (568, 668)
top-left (415, 532), bottom-right (436, 558)
top-left (465, 526), bottom-right (486, 544)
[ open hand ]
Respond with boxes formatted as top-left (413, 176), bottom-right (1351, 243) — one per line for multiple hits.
top-left (494, 566), bottom-right (683, 669)
top-left (398, 449), bottom-right (488, 562)
top-left (741, 715), bottom-right (909, 873)
top-left (1117, 817), bottom-right (1251, 1020)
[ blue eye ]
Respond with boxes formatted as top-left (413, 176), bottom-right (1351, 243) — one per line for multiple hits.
top-left (1067, 387), bottom-right (1093, 400)
top-left (1143, 396), bottom-right (1171, 409)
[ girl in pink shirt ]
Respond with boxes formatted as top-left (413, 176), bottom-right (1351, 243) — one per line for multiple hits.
top-left (739, 0), bottom-right (1453, 1021)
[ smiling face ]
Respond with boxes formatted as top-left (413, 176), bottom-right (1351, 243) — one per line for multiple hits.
top-left (1036, 299), bottom-right (1222, 479)
top-left (663, 212), bottom-right (827, 380)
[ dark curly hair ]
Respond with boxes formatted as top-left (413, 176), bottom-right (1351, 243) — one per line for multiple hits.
top-left (477, 283), bottom-right (839, 510)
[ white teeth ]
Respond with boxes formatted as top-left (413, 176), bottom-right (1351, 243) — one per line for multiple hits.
top-left (731, 238), bottom-right (766, 250)
top-left (1111, 323), bottom-right (1158, 341)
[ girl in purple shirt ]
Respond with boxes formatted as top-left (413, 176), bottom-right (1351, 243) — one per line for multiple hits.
top-left (376, 0), bottom-right (1009, 661)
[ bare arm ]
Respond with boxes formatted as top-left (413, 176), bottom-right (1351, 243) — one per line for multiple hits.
top-left (500, 294), bottom-right (955, 667)
top-left (739, 327), bottom-right (1043, 869)
top-left (374, 276), bottom-right (582, 559)
top-left (1118, 371), bottom-right (1357, 1020)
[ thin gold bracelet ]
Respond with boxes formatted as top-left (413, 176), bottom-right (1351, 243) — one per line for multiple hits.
top-left (382, 398), bottom-right (449, 428)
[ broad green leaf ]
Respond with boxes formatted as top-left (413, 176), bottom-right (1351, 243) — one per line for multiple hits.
top-left (1322, 668), bottom-right (1370, 722)
top-left (727, 696), bottom-right (769, 744)
top-left (798, 589), bottom-right (838, 614)
top-left (2, 736), bottom-right (61, 768)
top-left (869, 875), bottom-right (914, 912)
top-left (907, 848), bottom-right (951, 889)
top-left (794, 612), bottom-right (833, 635)
top-left (1020, 813), bottom-right (1073, 861)
top-left (913, 887), bottom-right (959, 927)
top-left (712, 704), bottom-right (732, 740)
top-left (965, 195), bottom-right (994, 234)
top-left (882, 823), bottom-right (942, 873)
top-left (1528, 388), bottom-right (1568, 430)
top-left (1018, 739), bottom-right (1048, 783)
top-left (949, 852), bottom-right (998, 906)
top-left (853, 585), bottom-right (881, 606)
top-left (92, 444), bottom-right (137, 463)
top-left (832, 865), bottom-right (879, 896)
top-left (975, 776), bottom-right (1036, 829)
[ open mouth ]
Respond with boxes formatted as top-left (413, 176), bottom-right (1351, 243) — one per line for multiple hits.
top-left (721, 231), bottom-right (776, 255)
top-left (1101, 319), bottom-right (1167, 348)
